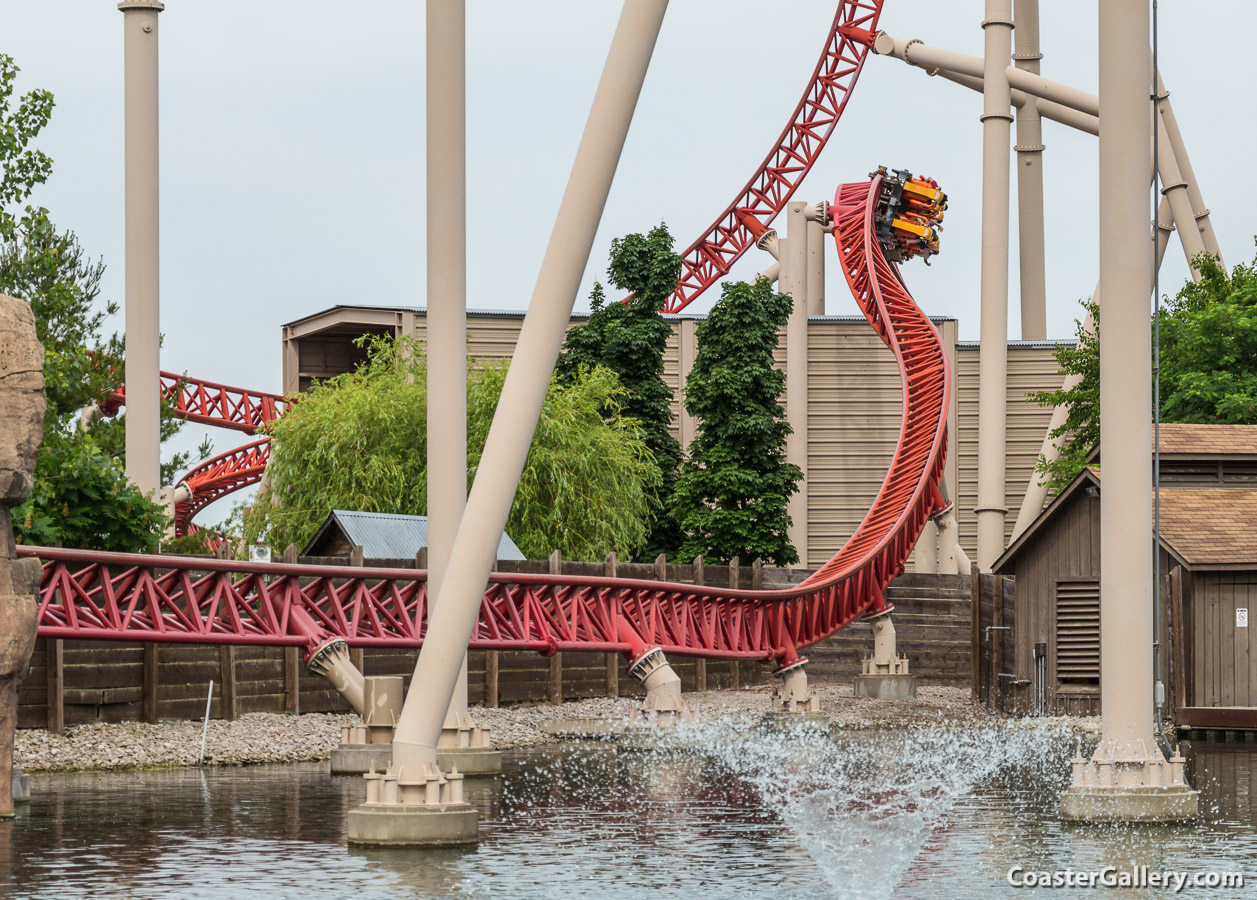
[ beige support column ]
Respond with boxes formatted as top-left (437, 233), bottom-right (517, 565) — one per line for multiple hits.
top-left (1013, 0), bottom-right (1046, 340)
top-left (119, 1), bottom-right (164, 502)
top-left (1098, 28), bottom-right (1154, 739)
top-left (388, 0), bottom-right (668, 775)
top-left (425, 0), bottom-right (473, 739)
top-left (781, 202), bottom-right (809, 566)
top-left (1156, 74), bottom-right (1223, 265)
top-left (1154, 114), bottom-right (1207, 278)
top-left (678, 318), bottom-right (698, 451)
top-left (1061, 0), bottom-right (1196, 821)
top-left (805, 216), bottom-right (825, 317)
top-left (975, 0), bottom-right (1014, 571)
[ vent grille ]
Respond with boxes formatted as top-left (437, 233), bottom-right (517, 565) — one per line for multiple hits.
top-left (1160, 462), bottom-right (1219, 483)
top-left (1223, 461), bottom-right (1257, 483)
top-left (1056, 581), bottom-right (1100, 685)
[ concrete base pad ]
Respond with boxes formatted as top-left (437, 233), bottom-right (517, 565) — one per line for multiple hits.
top-left (330, 744), bottom-right (394, 775)
top-left (347, 803), bottom-right (479, 846)
top-left (538, 718), bottom-right (627, 739)
top-left (332, 744), bottom-right (503, 777)
top-left (761, 711), bottom-right (831, 732)
top-left (1059, 785), bottom-right (1200, 823)
top-left (12, 768), bottom-right (29, 804)
top-left (437, 746), bottom-right (503, 776)
top-left (853, 673), bottom-right (918, 700)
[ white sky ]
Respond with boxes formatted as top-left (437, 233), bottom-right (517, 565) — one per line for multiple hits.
top-left (3, 1), bottom-right (1252, 527)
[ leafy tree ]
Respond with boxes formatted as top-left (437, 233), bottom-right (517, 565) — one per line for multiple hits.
top-left (1027, 300), bottom-right (1100, 494)
top-left (0, 55), bottom-right (203, 551)
top-left (1031, 247), bottom-right (1257, 491)
top-left (1159, 251), bottom-right (1257, 423)
top-left (672, 276), bottom-right (801, 565)
top-left (557, 224), bottom-right (682, 557)
top-left (243, 335), bottom-right (660, 560)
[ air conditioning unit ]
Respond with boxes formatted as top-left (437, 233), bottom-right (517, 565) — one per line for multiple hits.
top-left (248, 543), bottom-right (273, 564)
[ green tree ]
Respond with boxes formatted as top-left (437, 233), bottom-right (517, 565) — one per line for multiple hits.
top-left (0, 56), bottom-right (202, 551)
top-left (1027, 299), bottom-right (1100, 494)
top-left (1031, 247), bottom-right (1257, 491)
top-left (672, 276), bottom-right (801, 565)
top-left (244, 335), bottom-right (660, 560)
top-left (557, 224), bottom-right (682, 557)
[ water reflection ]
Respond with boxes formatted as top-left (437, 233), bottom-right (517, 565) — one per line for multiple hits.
top-left (0, 728), bottom-right (1253, 898)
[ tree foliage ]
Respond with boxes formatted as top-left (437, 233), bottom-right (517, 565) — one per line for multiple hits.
top-left (672, 277), bottom-right (801, 565)
top-left (0, 55), bottom-right (198, 551)
top-left (1031, 247), bottom-right (1257, 491)
top-left (556, 224), bottom-right (682, 557)
top-left (1027, 300), bottom-right (1100, 494)
top-left (244, 336), bottom-right (660, 560)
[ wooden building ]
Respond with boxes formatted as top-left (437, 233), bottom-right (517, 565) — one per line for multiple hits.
top-left (993, 425), bottom-right (1257, 729)
top-left (281, 305), bottom-right (1069, 568)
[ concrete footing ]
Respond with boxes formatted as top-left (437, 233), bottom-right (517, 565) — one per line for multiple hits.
top-left (1059, 785), bottom-right (1199, 823)
top-left (437, 746), bottom-right (502, 776)
top-left (347, 803), bottom-right (479, 846)
top-left (854, 673), bottom-right (917, 700)
top-left (331, 744), bottom-right (394, 775)
top-left (332, 743), bottom-right (502, 776)
top-left (12, 768), bottom-right (30, 804)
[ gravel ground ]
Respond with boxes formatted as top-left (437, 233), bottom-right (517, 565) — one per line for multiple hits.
top-left (15, 685), bottom-right (1098, 773)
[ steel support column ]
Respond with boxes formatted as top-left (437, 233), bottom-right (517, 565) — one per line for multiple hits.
top-left (1096, 0), bottom-right (1154, 762)
top-left (1013, 0), bottom-right (1046, 340)
top-left (975, 0), bottom-right (1014, 570)
top-left (119, 1), bottom-right (164, 502)
top-left (426, 0), bottom-right (471, 731)
top-left (781, 202), bottom-right (810, 566)
top-left (389, 0), bottom-right (668, 774)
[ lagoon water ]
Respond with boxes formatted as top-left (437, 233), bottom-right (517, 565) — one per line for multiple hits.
top-left (3, 721), bottom-right (1255, 898)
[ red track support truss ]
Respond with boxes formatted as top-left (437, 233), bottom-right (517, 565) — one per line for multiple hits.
top-left (174, 439), bottom-right (271, 535)
top-left (100, 372), bottom-right (287, 434)
top-left (652, 0), bottom-right (883, 313)
top-left (24, 176), bottom-right (950, 663)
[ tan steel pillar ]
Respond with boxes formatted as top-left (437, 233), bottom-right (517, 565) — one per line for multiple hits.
top-left (1156, 75), bottom-right (1223, 265)
top-left (781, 203), bottom-right (809, 565)
top-left (119, 1), bottom-right (164, 502)
top-left (1013, 0), bottom-right (1046, 340)
top-left (805, 217), bottom-right (825, 317)
top-left (678, 318), bottom-right (698, 450)
top-left (1096, 0), bottom-right (1154, 760)
top-left (975, 0), bottom-right (1014, 571)
top-left (427, 0), bottom-right (471, 730)
top-left (389, 0), bottom-right (668, 773)
top-left (1154, 110), bottom-right (1207, 278)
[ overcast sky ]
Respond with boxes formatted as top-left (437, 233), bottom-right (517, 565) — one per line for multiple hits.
top-left (4, 1), bottom-right (1252, 527)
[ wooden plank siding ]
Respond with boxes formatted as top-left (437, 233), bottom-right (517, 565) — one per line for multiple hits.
top-left (955, 342), bottom-right (1064, 566)
top-left (1191, 572), bottom-right (1257, 709)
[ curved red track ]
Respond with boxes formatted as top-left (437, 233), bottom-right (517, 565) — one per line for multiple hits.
top-left (22, 176), bottom-right (950, 662)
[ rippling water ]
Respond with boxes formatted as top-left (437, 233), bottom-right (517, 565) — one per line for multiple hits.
top-left (3, 720), bottom-right (1255, 898)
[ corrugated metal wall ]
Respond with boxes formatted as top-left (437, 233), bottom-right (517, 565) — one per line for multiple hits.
top-left (286, 309), bottom-right (1070, 568)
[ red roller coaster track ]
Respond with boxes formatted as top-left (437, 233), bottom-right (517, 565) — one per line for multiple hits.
top-left (22, 175), bottom-right (950, 664)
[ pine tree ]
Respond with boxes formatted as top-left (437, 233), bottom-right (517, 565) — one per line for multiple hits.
top-left (672, 276), bottom-right (801, 565)
top-left (556, 223), bottom-right (682, 558)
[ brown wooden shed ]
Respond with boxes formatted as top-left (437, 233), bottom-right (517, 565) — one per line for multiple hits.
top-left (993, 425), bottom-right (1257, 728)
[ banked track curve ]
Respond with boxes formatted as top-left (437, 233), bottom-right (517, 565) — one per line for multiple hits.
top-left (21, 175), bottom-right (951, 664)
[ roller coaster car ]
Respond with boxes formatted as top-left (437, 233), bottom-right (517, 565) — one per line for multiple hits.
top-left (871, 166), bottom-right (947, 264)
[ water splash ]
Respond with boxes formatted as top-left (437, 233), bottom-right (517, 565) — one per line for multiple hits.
top-left (635, 715), bottom-right (1075, 898)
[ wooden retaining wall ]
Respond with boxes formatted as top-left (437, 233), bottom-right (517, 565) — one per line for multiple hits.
top-left (19, 558), bottom-right (989, 730)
